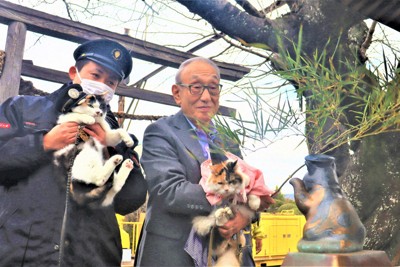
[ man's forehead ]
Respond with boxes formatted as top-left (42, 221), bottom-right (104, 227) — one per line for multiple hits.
top-left (184, 65), bottom-right (219, 78)
top-left (190, 73), bottom-right (219, 80)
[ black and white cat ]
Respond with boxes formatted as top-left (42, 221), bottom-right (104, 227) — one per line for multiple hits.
top-left (54, 93), bottom-right (134, 207)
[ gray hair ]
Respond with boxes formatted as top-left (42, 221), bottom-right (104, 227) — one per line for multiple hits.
top-left (175, 57), bottom-right (220, 83)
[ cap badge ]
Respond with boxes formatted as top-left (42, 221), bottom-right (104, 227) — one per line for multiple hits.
top-left (68, 88), bottom-right (80, 99)
top-left (112, 49), bottom-right (121, 60)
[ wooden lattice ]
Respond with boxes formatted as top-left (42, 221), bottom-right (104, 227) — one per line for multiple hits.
top-left (0, 50), bottom-right (5, 75)
top-left (18, 78), bottom-right (162, 121)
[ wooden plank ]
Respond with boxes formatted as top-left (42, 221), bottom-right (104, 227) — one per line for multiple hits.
top-left (21, 60), bottom-right (236, 117)
top-left (21, 60), bottom-right (70, 84)
top-left (0, 0), bottom-right (250, 81)
top-left (0, 21), bottom-right (26, 103)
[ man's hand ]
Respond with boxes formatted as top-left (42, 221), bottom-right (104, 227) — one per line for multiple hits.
top-left (43, 122), bottom-right (79, 151)
top-left (83, 123), bottom-right (107, 145)
top-left (218, 207), bottom-right (250, 239)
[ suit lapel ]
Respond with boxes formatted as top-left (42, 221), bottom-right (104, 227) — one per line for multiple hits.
top-left (172, 111), bottom-right (208, 163)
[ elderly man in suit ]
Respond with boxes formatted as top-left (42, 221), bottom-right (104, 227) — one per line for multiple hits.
top-left (136, 57), bottom-right (264, 266)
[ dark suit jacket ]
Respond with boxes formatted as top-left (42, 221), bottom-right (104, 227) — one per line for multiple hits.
top-left (136, 110), bottom-right (241, 266)
top-left (0, 83), bottom-right (147, 266)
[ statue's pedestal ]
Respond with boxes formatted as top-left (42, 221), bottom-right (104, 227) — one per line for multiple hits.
top-left (281, 250), bottom-right (392, 266)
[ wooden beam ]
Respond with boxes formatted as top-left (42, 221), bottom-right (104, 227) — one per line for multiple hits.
top-left (0, 21), bottom-right (26, 103)
top-left (21, 60), bottom-right (236, 117)
top-left (0, 0), bottom-right (250, 81)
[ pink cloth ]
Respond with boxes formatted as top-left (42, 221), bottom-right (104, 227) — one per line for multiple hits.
top-left (200, 152), bottom-right (274, 206)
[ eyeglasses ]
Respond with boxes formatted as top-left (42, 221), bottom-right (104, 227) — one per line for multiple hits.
top-left (177, 83), bottom-right (222, 96)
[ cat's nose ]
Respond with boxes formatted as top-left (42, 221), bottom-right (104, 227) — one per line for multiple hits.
top-left (96, 111), bottom-right (103, 116)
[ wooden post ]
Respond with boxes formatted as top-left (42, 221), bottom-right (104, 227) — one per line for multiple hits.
top-left (0, 21), bottom-right (27, 103)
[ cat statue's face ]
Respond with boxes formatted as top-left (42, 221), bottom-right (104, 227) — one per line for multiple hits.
top-left (207, 160), bottom-right (244, 198)
top-left (72, 94), bottom-right (107, 120)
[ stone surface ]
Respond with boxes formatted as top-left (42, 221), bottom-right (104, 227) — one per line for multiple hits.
top-left (281, 250), bottom-right (393, 266)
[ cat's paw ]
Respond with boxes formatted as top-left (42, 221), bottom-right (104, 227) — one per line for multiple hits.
top-left (116, 159), bottom-right (133, 179)
top-left (215, 207), bottom-right (234, 226)
top-left (123, 158), bottom-right (134, 170)
top-left (123, 136), bottom-right (134, 147)
top-left (248, 194), bottom-right (261, 211)
top-left (112, 155), bottom-right (123, 166)
top-left (113, 159), bottom-right (132, 191)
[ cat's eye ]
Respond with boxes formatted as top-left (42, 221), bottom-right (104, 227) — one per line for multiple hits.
top-left (217, 169), bottom-right (225, 176)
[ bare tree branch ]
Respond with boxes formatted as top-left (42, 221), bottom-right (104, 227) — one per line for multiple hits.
top-left (234, 0), bottom-right (265, 18)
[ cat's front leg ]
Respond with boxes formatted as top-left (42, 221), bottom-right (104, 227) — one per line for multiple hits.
top-left (77, 114), bottom-right (96, 125)
top-left (59, 113), bottom-right (96, 125)
top-left (115, 129), bottom-right (134, 147)
top-left (215, 207), bottom-right (234, 226)
top-left (192, 214), bottom-right (217, 236)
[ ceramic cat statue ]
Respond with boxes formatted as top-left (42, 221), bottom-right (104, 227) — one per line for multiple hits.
top-left (289, 154), bottom-right (366, 253)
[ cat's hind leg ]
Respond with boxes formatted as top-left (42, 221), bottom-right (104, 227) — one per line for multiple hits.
top-left (248, 194), bottom-right (261, 211)
top-left (93, 155), bottom-right (123, 186)
top-left (101, 159), bottom-right (133, 206)
top-left (192, 214), bottom-right (217, 236)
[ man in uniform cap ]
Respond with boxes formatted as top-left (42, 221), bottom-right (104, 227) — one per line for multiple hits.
top-left (0, 39), bottom-right (147, 266)
top-left (73, 39), bottom-right (132, 81)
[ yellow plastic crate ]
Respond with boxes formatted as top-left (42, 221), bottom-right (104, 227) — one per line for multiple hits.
top-left (253, 212), bottom-right (306, 267)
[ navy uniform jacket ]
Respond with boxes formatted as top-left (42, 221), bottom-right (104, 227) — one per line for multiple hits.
top-left (136, 110), bottom-right (242, 266)
top-left (0, 83), bottom-right (147, 266)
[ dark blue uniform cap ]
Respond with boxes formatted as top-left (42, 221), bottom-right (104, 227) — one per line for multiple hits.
top-left (73, 39), bottom-right (133, 81)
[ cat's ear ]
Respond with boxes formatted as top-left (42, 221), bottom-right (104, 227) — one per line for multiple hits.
top-left (229, 160), bottom-right (238, 170)
top-left (232, 160), bottom-right (238, 168)
top-left (77, 94), bottom-right (93, 105)
top-left (78, 98), bottom-right (87, 105)
top-left (100, 91), bottom-right (108, 97)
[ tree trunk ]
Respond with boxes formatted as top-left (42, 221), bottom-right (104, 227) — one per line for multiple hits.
top-left (342, 133), bottom-right (400, 261)
top-left (174, 0), bottom-right (400, 263)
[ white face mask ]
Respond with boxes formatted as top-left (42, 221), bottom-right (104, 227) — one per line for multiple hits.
top-left (75, 68), bottom-right (115, 104)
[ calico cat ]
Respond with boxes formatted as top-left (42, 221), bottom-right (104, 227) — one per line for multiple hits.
top-left (193, 158), bottom-right (259, 266)
top-left (54, 93), bottom-right (134, 207)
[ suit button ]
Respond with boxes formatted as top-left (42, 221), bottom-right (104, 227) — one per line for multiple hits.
top-left (54, 244), bottom-right (59, 250)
